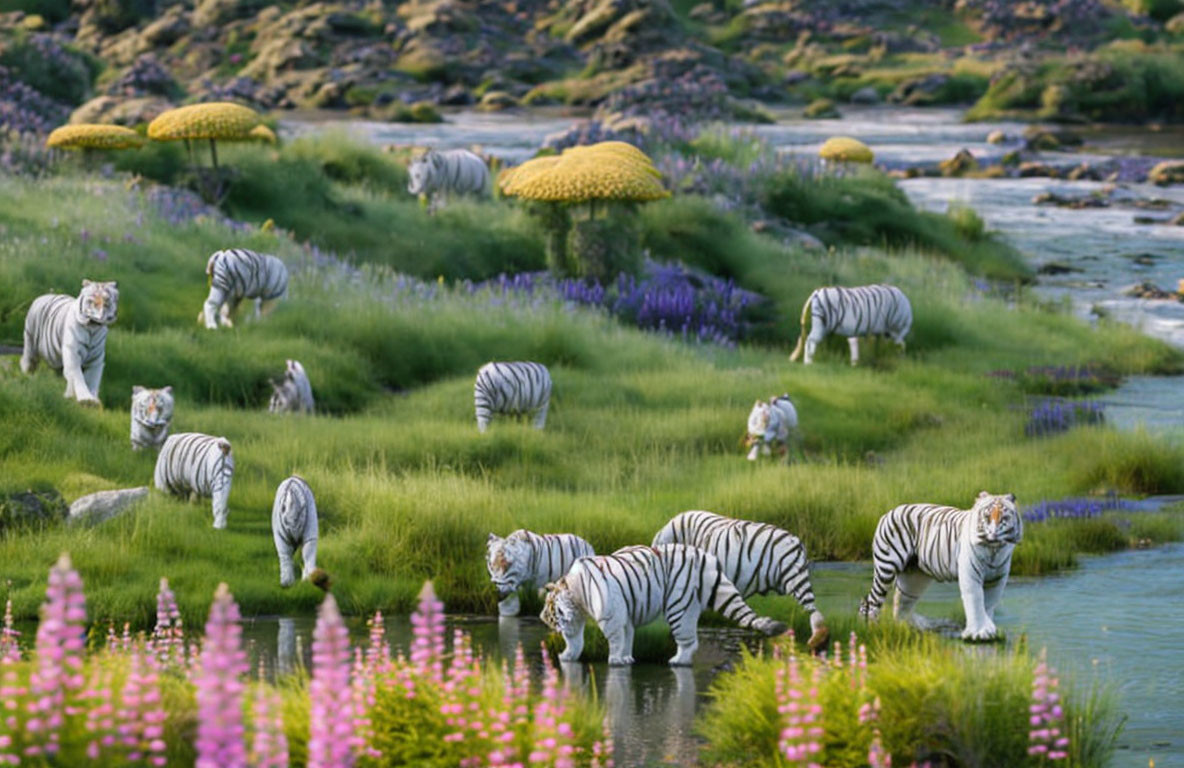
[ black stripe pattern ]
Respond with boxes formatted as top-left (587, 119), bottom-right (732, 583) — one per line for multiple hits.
top-left (202, 249), bottom-right (288, 329)
top-left (153, 432), bottom-right (235, 529)
top-left (540, 543), bottom-right (786, 666)
top-left (474, 361), bottom-right (552, 432)
top-left (791, 284), bottom-right (911, 364)
top-left (130, 386), bottom-right (173, 451)
top-left (486, 529), bottom-right (595, 616)
top-left (20, 281), bottom-right (118, 403)
top-left (272, 476), bottom-right (318, 587)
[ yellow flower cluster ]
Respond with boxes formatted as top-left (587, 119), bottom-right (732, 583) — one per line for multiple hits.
top-left (247, 124), bottom-right (277, 144)
top-left (45, 124), bottom-right (144, 150)
top-left (818, 136), bottom-right (874, 164)
top-left (500, 141), bottom-right (668, 203)
top-left (147, 102), bottom-right (261, 142)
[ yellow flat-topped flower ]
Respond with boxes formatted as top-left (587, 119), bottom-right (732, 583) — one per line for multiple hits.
top-left (147, 102), bottom-right (261, 141)
top-left (501, 141), bottom-right (668, 203)
top-left (46, 124), bottom-right (144, 150)
top-left (819, 136), bottom-right (874, 164)
top-left (247, 124), bottom-right (277, 144)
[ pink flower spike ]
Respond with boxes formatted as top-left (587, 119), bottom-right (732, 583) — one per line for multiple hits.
top-left (194, 583), bottom-right (248, 768)
top-left (307, 592), bottom-right (354, 768)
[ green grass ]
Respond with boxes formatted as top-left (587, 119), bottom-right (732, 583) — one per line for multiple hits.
top-left (698, 634), bottom-right (1125, 768)
top-left (0, 154), bottom-right (1181, 631)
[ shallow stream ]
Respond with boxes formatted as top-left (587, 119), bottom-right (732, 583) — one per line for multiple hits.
top-left (281, 108), bottom-right (1184, 767)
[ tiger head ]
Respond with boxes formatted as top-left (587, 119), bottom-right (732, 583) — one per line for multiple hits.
top-left (540, 577), bottom-right (580, 635)
top-left (746, 399), bottom-right (773, 444)
top-left (78, 280), bottom-right (119, 325)
top-left (972, 492), bottom-right (1022, 546)
top-left (486, 532), bottom-right (532, 599)
top-left (131, 386), bottom-right (173, 427)
top-left (407, 150), bottom-right (440, 195)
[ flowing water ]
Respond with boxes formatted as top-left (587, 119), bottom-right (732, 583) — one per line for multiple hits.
top-left (280, 108), bottom-right (1184, 766)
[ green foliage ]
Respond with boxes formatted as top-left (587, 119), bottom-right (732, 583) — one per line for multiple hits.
top-left (1123, 0), bottom-right (1183, 22)
top-left (946, 202), bottom-right (986, 242)
top-left (699, 638), bottom-right (1125, 768)
top-left (567, 207), bottom-right (642, 281)
top-left (0, 0), bottom-right (70, 23)
top-left (113, 140), bottom-right (188, 185)
top-left (0, 29), bottom-right (98, 105)
top-left (0, 487), bottom-right (67, 534)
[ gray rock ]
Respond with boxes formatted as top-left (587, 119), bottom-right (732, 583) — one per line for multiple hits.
top-left (68, 487), bottom-right (149, 527)
top-left (849, 86), bottom-right (880, 105)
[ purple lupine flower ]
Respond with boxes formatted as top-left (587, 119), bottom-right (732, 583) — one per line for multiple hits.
top-left (308, 592), bottom-right (355, 768)
top-left (1028, 651), bottom-right (1070, 761)
top-left (410, 581), bottom-right (445, 683)
top-left (250, 663), bottom-right (288, 768)
top-left (25, 553), bottom-right (87, 757)
top-left (194, 583), bottom-right (248, 768)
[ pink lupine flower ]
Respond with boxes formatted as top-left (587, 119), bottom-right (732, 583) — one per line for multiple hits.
top-left (194, 583), bottom-right (248, 768)
top-left (307, 592), bottom-right (354, 768)
top-left (776, 645), bottom-right (824, 768)
top-left (26, 553), bottom-right (87, 757)
top-left (1028, 650), bottom-right (1070, 761)
top-left (410, 581), bottom-right (445, 683)
top-left (250, 664), bottom-right (288, 768)
top-left (151, 578), bottom-right (185, 669)
top-left (0, 599), bottom-right (18, 663)
top-left (81, 655), bottom-right (115, 759)
top-left (116, 644), bottom-right (166, 763)
top-left (0, 597), bottom-right (24, 766)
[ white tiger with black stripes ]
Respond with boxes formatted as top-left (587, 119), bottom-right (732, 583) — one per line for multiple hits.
top-left (407, 149), bottom-right (492, 212)
top-left (199, 248), bottom-right (288, 330)
top-left (269, 359), bottom-right (315, 414)
top-left (745, 394), bottom-right (799, 461)
top-left (474, 361), bottom-right (552, 433)
top-left (130, 386), bottom-right (174, 451)
top-left (153, 433), bottom-right (235, 529)
top-left (272, 476), bottom-right (318, 588)
top-left (652, 510), bottom-right (828, 649)
top-left (789, 284), bottom-right (911, 365)
top-left (858, 492), bottom-right (1022, 641)
top-left (486, 530), bottom-right (595, 616)
top-left (541, 544), bottom-right (787, 666)
top-left (20, 280), bottom-right (119, 405)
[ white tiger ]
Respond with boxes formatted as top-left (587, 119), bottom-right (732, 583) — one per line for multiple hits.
top-left (272, 476), bottom-right (318, 588)
top-left (20, 280), bottom-right (119, 405)
top-left (859, 492), bottom-right (1022, 641)
top-left (130, 386), bottom-right (174, 451)
top-left (652, 510), bottom-right (828, 649)
top-left (199, 248), bottom-right (289, 330)
top-left (407, 148), bottom-right (492, 211)
top-left (474, 361), bottom-right (552, 433)
top-left (541, 544), bottom-right (787, 666)
top-left (745, 393), bottom-right (799, 461)
top-left (486, 530), bottom-right (595, 617)
top-left (269, 359), bottom-right (314, 414)
top-left (789, 284), bottom-right (912, 366)
top-left (153, 433), bottom-right (235, 529)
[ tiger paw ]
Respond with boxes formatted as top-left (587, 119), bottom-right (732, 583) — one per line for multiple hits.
top-left (608, 655), bottom-right (634, 666)
top-left (961, 621), bottom-right (999, 642)
top-left (806, 625), bottom-right (829, 650)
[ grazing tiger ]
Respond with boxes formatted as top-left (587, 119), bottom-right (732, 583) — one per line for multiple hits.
top-left (20, 280), bottom-right (119, 405)
top-left (541, 544), bottom-right (787, 666)
top-left (486, 530), bottom-right (595, 617)
top-left (407, 148), bottom-right (492, 211)
top-left (789, 284), bottom-right (912, 366)
top-left (153, 433), bottom-right (235, 529)
top-left (745, 394), bottom-right (799, 462)
top-left (199, 248), bottom-right (289, 330)
top-left (130, 386), bottom-right (174, 451)
top-left (859, 492), bottom-right (1022, 641)
top-left (652, 510), bottom-right (828, 649)
top-left (269, 359), bottom-right (315, 414)
top-left (474, 361), bottom-right (552, 433)
top-left (272, 476), bottom-right (318, 588)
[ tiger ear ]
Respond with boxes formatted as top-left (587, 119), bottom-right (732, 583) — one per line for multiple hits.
top-left (1006, 493), bottom-right (1016, 504)
top-left (978, 490), bottom-right (990, 499)
top-left (487, 532), bottom-right (501, 544)
top-left (82, 279), bottom-right (93, 287)
top-left (162, 386), bottom-right (173, 395)
top-left (132, 385), bottom-right (145, 396)
top-left (107, 281), bottom-right (118, 289)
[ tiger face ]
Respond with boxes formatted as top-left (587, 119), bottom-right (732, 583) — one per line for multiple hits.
top-left (972, 491), bottom-right (1022, 546)
top-left (406, 152), bottom-right (439, 195)
top-left (746, 400), bottom-right (771, 442)
top-left (486, 533), bottom-right (531, 599)
top-left (132, 386), bottom-right (173, 427)
top-left (540, 578), bottom-right (580, 635)
top-left (269, 378), bottom-right (299, 413)
top-left (79, 280), bottom-right (119, 325)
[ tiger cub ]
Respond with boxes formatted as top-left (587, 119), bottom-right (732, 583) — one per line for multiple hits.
top-left (130, 386), bottom-right (174, 451)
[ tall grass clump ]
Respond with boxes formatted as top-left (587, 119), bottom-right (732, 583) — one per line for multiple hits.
top-left (698, 633), bottom-right (1124, 768)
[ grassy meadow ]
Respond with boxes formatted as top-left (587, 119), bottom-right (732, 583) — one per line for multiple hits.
top-left (1, 136), bottom-right (1183, 636)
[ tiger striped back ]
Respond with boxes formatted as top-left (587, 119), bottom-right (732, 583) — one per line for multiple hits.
top-left (790, 284), bottom-right (911, 365)
top-left (407, 149), bottom-right (492, 200)
top-left (130, 385), bottom-right (174, 451)
top-left (201, 249), bottom-right (288, 329)
top-left (541, 543), bottom-right (786, 666)
top-left (474, 361), bottom-right (552, 432)
top-left (272, 476), bottom-right (318, 587)
top-left (487, 529), bottom-right (595, 616)
top-left (652, 509), bottom-right (827, 646)
top-left (154, 432), bottom-right (235, 529)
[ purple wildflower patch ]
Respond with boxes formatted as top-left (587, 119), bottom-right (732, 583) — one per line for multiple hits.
top-left (1023, 495), bottom-right (1143, 524)
top-left (1024, 398), bottom-right (1104, 437)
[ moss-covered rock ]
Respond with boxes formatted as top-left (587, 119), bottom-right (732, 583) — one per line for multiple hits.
top-left (1149, 160), bottom-right (1184, 186)
top-left (803, 97), bottom-right (838, 118)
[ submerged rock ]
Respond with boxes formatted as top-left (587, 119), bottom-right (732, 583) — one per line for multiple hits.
top-left (939, 148), bottom-right (979, 177)
top-left (849, 86), bottom-right (879, 105)
top-left (803, 98), bottom-right (839, 118)
top-left (1121, 282), bottom-right (1177, 300)
top-left (1032, 191), bottom-right (1108, 209)
top-left (68, 487), bottom-right (149, 526)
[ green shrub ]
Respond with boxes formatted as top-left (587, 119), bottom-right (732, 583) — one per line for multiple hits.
top-left (0, 29), bottom-right (97, 105)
